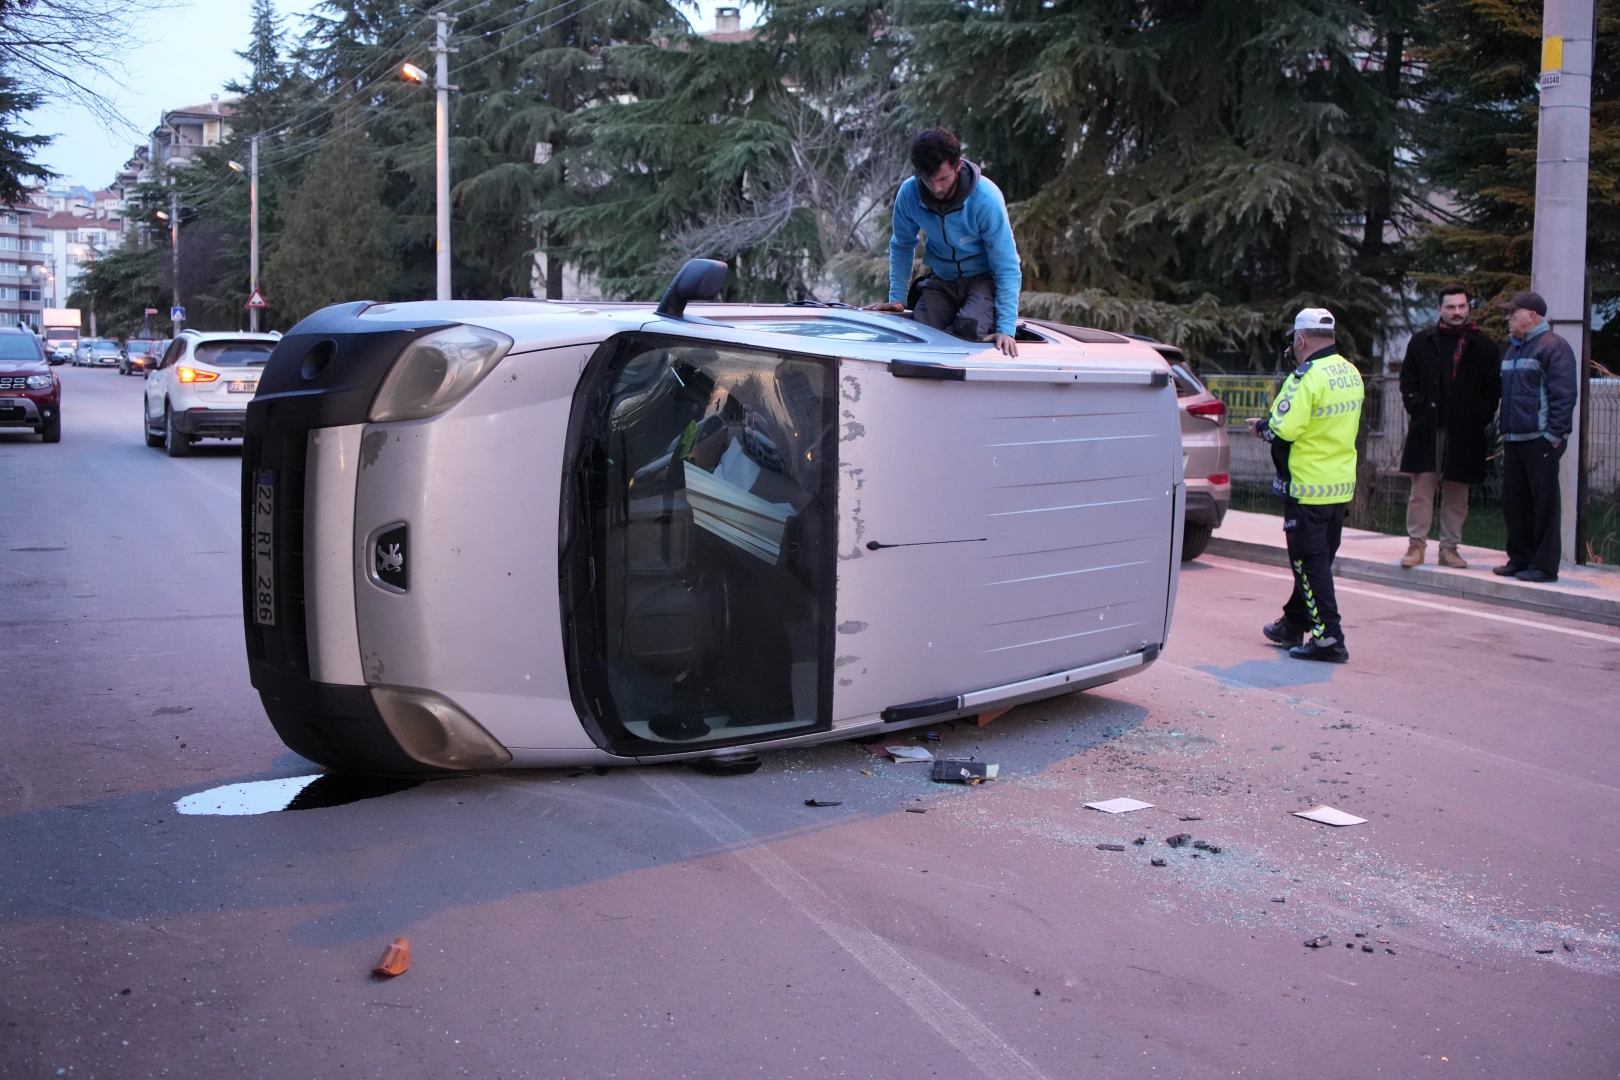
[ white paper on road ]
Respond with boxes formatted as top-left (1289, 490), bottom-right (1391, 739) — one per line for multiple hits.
top-left (886, 746), bottom-right (934, 762)
top-left (1084, 797), bottom-right (1155, 814)
top-left (1293, 805), bottom-right (1367, 826)
top-left (174, 775), bottom-right (321, 816)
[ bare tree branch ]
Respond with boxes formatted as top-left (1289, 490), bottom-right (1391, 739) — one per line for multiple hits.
top-left (0, 0), bottom-right (175, 132)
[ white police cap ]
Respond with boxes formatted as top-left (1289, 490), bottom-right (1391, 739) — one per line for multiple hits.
top-left (1292, 307), bottom-right (1336, 332)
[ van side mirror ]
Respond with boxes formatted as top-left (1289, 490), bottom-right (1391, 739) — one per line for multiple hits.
top-left (655, 259), bottom-right (728, 320)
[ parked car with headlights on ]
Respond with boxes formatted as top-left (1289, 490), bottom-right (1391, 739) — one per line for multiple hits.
top-left (0, 326), bottom-right (61, 442)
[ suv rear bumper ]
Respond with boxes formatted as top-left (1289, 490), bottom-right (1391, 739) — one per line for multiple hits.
top-left (176, 407), bottom-right (247, 438)
top-left (1185, 481), bottom-right (1230, 527)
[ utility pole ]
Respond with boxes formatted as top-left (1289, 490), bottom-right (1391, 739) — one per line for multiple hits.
top-left (169, 189), bottom-right (182, 335)
top-left (1531, 0), bottom-right (1596, 565)
top-left (433, 12), bottom-right (454, 301)
top-left (249, 135), bottom-right (261, 333)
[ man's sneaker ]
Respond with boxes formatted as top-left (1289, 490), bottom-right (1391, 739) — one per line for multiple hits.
top-left (1289, 637), bottom-right (1349, 663)
top-left (1491, 563), bottom-right (1523, 577)
top-left (1515, 568), bottom-right (1559, 583)
top-left (1263, 620), bottom-right (1307, 648)
top-left (1437, 545), bottom-right (1467, 569)
top-left (1400, 539), bottom-right (1426, 568)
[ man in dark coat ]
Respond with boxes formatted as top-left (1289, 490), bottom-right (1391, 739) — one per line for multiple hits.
top-left (1398, 283), bottom-right (1501, 569)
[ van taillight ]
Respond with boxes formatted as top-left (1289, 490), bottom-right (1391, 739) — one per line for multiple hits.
top-left (1187, 400), bottom-right (1226, 423)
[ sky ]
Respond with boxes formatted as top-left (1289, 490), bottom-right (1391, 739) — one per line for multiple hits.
top-left (22, 0), bottom-right (754, 193)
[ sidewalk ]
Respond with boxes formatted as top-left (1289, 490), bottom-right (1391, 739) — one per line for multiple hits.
top-left (1207, 509), bottom-right (1620, 628)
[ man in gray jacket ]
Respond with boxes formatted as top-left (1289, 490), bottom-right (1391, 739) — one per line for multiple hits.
top-left (1492, 291), bottom-right (1578, 583)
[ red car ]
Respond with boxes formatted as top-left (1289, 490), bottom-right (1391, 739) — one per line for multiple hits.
top-left (0, 327), bottom-right (61, 442)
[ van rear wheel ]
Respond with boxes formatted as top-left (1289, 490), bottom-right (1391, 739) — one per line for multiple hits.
top-left (1181, 521), bottom-right (1212, 561)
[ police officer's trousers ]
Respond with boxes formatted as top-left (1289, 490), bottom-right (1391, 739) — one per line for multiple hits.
top-left (1281, 498), bottom-right (1348, 645)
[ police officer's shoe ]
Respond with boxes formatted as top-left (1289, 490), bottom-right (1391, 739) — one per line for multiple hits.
top-left (1514, 568), bottom-right (1558, 583)
top-left (1491, 563), bottom-right (1523, 577)
top-left (1288, 637), bottom-right (1349, 663)
top-left (1262, 619), bottom-right (1307, 647)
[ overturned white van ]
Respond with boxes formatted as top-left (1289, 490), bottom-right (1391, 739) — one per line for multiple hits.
top-left (242, 262), bottom-right (1185, 773)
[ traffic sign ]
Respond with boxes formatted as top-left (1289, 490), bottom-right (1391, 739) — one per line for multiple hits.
top-left (246, 288), bottom-right (267, 310)
top-left (170, 306), bottom-right (185, 321)
top-left (144, 307), bottom-right (158, 315)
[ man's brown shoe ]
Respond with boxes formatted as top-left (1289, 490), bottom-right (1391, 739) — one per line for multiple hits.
top-left (1400, 539), bottom-right (1426, 568)
top-left (1438, 545), bottom-right (1467, 569)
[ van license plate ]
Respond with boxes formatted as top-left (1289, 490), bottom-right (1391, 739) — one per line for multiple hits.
top-left (228, 380), bottom-right (258, 393)
top-left (253, 470), bottom-right (276, 626)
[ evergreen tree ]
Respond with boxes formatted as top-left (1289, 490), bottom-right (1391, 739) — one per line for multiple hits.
top-left (0, 69), bottom-right (53, 205)
top-left (262, 131), bottom-right (396, 321)
top-left (65, 245), bottom-right (166, 340)
top-left (1412, 0), bottom-right (1619, 365)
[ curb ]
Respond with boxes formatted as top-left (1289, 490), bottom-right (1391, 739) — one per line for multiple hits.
top-left (1205, 535), bottom-right (1620, 629)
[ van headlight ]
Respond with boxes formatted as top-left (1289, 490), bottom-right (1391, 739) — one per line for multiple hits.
top-left (368, 324), bottom-right (513, 422)
top-left (370, 685), bottom-right (513, 771)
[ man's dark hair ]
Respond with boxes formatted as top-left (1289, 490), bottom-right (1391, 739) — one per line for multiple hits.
top-left (1438, 282), bottom-right (1471, 304)
top-left (911, 127), bottom-right (962, 176)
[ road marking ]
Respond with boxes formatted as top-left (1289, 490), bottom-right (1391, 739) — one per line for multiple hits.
top-left (175, 463), bottom-right (239, 500)
top-left (644, 773), bottom-right (1052, 1080)
top-left (1206, 558), bottom-right (1620, 645)
top-left (1161, 660), bottom-right (1620, 800)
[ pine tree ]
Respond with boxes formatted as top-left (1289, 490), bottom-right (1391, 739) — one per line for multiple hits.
top-left (1412, 0), bottom-right (1619, 366)
top-left (262, 132), bottom-right (396, 321)
top-left (0, 70), bottom-right (53, 205)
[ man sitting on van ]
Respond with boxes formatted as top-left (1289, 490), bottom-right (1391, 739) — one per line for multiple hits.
top-left (868, 127), bottom-right (1023, 357)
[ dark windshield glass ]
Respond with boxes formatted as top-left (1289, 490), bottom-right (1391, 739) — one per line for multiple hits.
top-left (563, 336), bottom-right (837, 756)
top-left (195, 341), bottom-right (274, 367)
top-left (0, 334), bottom-right (43, 361)
top-left (91, 340), bottom-right (121, 353)
top-left (126, 341), bottom-right (158, 356)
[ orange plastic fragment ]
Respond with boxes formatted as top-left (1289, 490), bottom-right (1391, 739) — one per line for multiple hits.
top-left (974, 708), bottom-right (1012, 728)
top-left (372, 937), bottom-right (411, 977)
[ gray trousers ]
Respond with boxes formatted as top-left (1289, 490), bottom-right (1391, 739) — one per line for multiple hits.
top-left (1406, 432), bottom-right (1469, 547)
top-left (913, 274), bottom-right (996, 339)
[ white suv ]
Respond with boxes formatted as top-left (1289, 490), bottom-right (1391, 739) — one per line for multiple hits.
top-left (144, 330), bottom-right (280, 456)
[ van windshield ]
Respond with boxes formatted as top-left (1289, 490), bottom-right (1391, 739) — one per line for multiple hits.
top-left (562, 336), bottom-right (838, 756)
top-left (195, 340), bottom-right (275, 367)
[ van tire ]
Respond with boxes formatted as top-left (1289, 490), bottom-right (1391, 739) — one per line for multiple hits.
top-left (163, 403), bottom-right (191, 457)
top-left (1181, 521), bottom-right (1212, 561)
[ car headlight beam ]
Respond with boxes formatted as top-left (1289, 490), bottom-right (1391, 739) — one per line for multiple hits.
top-left (368, 324), bottom-right (514, 423)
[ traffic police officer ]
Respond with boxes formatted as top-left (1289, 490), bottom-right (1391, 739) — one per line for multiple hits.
top-left (1246, 308), bottom-right (1364, 663)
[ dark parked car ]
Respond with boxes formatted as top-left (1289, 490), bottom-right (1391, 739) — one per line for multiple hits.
top-left (120, 339), bottom-right (165, 375)
top-left (0, 326), bottom-right (61, 442)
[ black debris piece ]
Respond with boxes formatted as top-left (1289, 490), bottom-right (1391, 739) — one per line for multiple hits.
top-left (1361, 944), bottom-right (1374, 953)
top-left (1385, 948), bottom-right (1397, 955)
top-left (1096, 843), bottom-right (1126, 852)
top-left (1132, 837), bottom-right (1147, 846)
top-left (1166, 833), bottom-right (1193, 848)
top-left (1271, 897), bottom-right (1287, 903)
top-left (1304, 936), bottom-right (1331, 948)
top-left (1179, 816), bottom-right (1202, 822)
top-left (931, 759), bottom-right (994, 784)
top-left (1563, 942), bottom-right (1576, 952)
top-left (804, 799), bottom-right (843, 807)
top-left (1150, 857), bottom-right (1167, 867)
top-left (1535, 948), bottom-right (1555, 955)
top-left (1354, 932), bottom-right (1366, 938)
top-left (1192, 853), bottom-right (1201, 858)
top-left (905, 807), bottom-right (928, 814)
top-left (1345, 943), bottom-right (1355, 949)
top-left (1191, 840), bottom-right (1223, 853)
top-left (1033, 989), bottom-right (1041, 996)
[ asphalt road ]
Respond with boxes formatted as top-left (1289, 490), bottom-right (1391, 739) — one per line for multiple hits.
top-left (2, 365), bottom-right (1617, 1080)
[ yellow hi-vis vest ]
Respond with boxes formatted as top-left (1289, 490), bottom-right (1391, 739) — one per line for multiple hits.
top-left (1267, 351), bottom-right (1363, 504)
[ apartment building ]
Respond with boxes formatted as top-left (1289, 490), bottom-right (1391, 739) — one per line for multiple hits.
top-left (152, 96), bottom-right (235, 168)
top-left (0, 207), bottom-right (50, 330)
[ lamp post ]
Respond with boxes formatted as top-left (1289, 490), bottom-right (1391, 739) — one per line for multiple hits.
top-left (402, 10), bottom-right (455, 301)
top-left (228, 135), bottom-right (262, 331)
top-left (155, 194), bottom-right (181, 335)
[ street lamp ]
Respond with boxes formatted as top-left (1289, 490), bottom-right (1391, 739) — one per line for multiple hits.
top-left (227, 141), bottom-right (262, 332)
top-left (400, 12), bottom-right (454, 301)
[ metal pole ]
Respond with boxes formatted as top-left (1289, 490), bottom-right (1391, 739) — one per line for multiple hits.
top-left (433, 12), bottom-right (453, 301)
top-left (1530, 0), bottom-right (1595, 565)
top-left (249, 134), bottom-right (260, 333)
top-left (170, 190), bottom-right (182, 335)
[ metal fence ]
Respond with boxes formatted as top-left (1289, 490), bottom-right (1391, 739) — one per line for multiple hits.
top-left (1203, 373), bottom-right (1620, 563)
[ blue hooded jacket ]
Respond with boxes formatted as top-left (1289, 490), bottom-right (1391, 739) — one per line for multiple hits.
top-left (887, 160), bottom-right (1022, 336)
